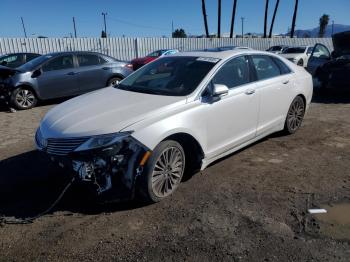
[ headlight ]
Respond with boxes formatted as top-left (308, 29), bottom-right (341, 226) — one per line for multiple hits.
top-left (74, 132), bottom-right (132, 152)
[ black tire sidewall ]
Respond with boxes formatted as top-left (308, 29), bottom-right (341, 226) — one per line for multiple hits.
top-left (10, 87), bottom-right (37, 110)
top-left (137, 140), bottom-right (185, 203)
top-left (107, 77), bottom-right (122, 86)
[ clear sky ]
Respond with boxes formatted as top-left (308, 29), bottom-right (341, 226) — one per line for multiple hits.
top-left (1, 0), bottom-right (349, 37)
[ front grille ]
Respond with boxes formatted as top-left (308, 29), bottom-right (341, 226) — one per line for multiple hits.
top-left (46, 137), bottom-right (89, 156)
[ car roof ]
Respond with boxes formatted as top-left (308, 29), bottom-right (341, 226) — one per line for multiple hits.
top-left (0, 52), bottom-right (40, 56)
top-left (173, 49), bottom-right (267, 60)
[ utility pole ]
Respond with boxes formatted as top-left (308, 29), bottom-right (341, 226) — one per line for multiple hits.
top-left (20, 17), bottom-right (27, 38)
top-left (72, 17), bottom-right (77, 38)
top-left (241, 17), bottom-right (245, 45)
top-left (102, 12), bottom-right (108, 38)
top-left (331, 20), bottom-right (334, 35)
top-left (172, 20), bottom-right (174, 38)
top-left (241, 17), bottom-right (245, 38)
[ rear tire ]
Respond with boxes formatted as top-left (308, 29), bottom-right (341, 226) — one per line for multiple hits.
top-left (297, 59), bottom-right (304, 66)
top-left (137, 140), bottom-right (185, 203)
top-left (283, 96), bottom-right (305, 134)
top-left (10, 87), bottom-right (37, 110)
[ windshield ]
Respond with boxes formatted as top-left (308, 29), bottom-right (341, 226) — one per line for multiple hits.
top-left (268, 46), bottom-right (282, 51)
top-left (283, 47), bottom-right (306, 54)
top-left (117, 56), bottom-right (218, 96)
top-left (17, 55), bottom-right (52, 71)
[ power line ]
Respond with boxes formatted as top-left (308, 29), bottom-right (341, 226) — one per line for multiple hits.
top-left (107, 17), bottom-right (169, 31)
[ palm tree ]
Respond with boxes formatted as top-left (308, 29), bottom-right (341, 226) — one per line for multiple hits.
top-left (230, 0), bottom-right (238, 38)
top-left (269, 0), bottom-right (280, 38)
top-left (319, 14), bottom-right (330, 37)
top-left (217, 0), bottom-right (222, 38)
top-left (290, 0), bottom-right (299, 38)
top-left (263, 0), bottom-right (269, 38)
top-left (201, 0), bottom-right (209, 37)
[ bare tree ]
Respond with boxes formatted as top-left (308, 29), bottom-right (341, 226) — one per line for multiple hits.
top-left (263, 0), bottom-right (269, 38)
top-left (269, 0), bottom-right (280, 38)
top-left (230, 0), bottom-right (238, 38)
top-left (201, 0), bottom-right (209, 37)
top-left (290, 0), bottom-right (299, 38)
top-left (217, 0), bottom-right (222, 38)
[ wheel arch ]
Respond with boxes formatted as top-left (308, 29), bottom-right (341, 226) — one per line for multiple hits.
top-left (106, 74), bottom-right (124, 86)
top-left (161, 132), bottom-right (205, 174)
top-left (14, 83), bottom-right (40, 99)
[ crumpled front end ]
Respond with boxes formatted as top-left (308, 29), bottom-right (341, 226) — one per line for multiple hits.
top-left (35, 129), bottom-right (150, 200)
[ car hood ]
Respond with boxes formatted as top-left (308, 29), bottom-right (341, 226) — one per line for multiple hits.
top-left (332, 31), bottom-right (350, 57)
top-left (40, 87), bottom-right (186, 138)
top-left (0, 65), bottom-right (19, 79)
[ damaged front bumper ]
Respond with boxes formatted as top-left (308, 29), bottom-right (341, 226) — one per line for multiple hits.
top-left (36, 131), bottom-right (150, 201)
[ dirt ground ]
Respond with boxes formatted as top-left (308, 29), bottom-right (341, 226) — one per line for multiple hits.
top-left (0, 91), bottom-right (349, 261)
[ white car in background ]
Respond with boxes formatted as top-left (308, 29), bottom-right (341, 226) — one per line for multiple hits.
top-left (279, 46), bottom-right (314, 67)
top-left (35, 50), bottom-right (313, 203)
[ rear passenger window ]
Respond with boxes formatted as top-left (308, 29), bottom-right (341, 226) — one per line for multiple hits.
top-left (251, 55), bottom-right (281, 80)
top-left (272, 57), bottom-right (292, 74)
top-left (77, 54), bottom-right (100, 67)
top-left (212, 56), bottom-right (250, 89)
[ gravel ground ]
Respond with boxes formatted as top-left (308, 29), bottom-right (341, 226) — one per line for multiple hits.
top-left (0, 91), bottom-right (349, 261)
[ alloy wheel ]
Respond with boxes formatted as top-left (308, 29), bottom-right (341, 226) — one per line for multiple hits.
top-left (151, 146), bottom-right (185, 198)
top-left (15, 89), bottom-right (35, 108)
top-left (287, 98), bottom-right (305, 132)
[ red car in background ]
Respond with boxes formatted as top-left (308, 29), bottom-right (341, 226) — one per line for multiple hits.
top-left (131, 49), bottom-right (178, 70)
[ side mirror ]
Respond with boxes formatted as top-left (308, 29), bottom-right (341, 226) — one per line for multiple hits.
top-left (213, 84), bottom-right (229, 97)
top-left (31, 69), bottom-right (42, 78)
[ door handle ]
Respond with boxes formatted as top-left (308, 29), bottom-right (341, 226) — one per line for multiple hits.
top-left (66, 72), bottom-right (76, 76)
top-left (283, 80), bottom-right (289, 84)
top-left (102, 67), bottom-right (110, 70)
top-left (245, 89), bottom-right (255, 95)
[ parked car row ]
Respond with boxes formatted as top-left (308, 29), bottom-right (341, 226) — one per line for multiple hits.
top-left (1, 31), bottom-right (349, 110)
top-left (266, 31), bottom-right (350, 89)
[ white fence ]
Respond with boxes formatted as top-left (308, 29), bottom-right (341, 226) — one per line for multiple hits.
top-left (0, 37), bottom-right (333, 61)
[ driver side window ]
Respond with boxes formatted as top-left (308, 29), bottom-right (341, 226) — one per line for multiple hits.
top-left (212, 56), bottom-right (250, 89)
top-left (42, 55), bottom-right (74, 72)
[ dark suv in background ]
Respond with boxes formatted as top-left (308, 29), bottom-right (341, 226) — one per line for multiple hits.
top-left (0, 51), bottom-right (133, 109)
top-left (0, 52), bottom-right (41, 68)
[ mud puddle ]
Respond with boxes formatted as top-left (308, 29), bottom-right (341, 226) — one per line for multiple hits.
top-left (314, 203), bottom-right (350, 240)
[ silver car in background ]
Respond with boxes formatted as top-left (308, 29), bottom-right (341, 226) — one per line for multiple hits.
top-left (0, 51), bottom-right (133, 109)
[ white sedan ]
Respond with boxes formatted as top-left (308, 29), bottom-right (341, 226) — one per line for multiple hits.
top-left (35, 50), bottom-right (313, 202)
top-left (279, 46), bottom-right (314, 67)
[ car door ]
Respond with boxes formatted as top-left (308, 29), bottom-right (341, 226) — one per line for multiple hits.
top-left (37, 54), bottom-right (79, 99)
top-left (203, 56), bottom-right (259, 158)
top-left (306, 43), bottom-right (331, 76)
top-left (250, 55), bottom-right (294, 136)
top-left (75, 53), bottom-right (106, 93)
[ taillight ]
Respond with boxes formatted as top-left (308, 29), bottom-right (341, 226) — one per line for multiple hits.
top-left (125, 64), bottom-right (133, 70)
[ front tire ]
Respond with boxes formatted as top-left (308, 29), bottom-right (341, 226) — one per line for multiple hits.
top-left (138, 140), bottom-right (185, 203)
top-left (283, 96), bottom-right (305, 134)
top-left (107, 76), bottom-right (122, 86)
top-left (297, 59), bottom-right (304, 66)
top-left (10, 87), bottom-right (37, 110)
